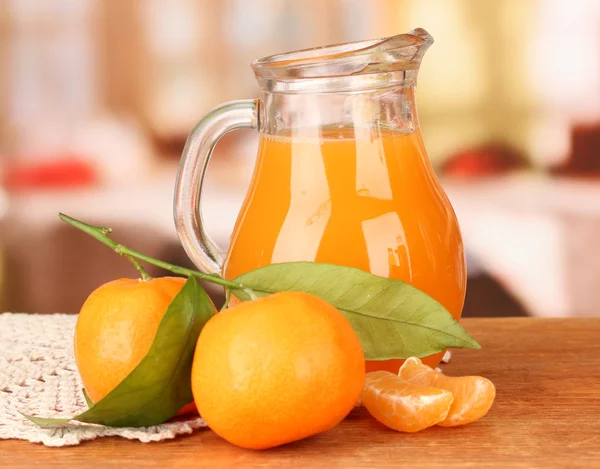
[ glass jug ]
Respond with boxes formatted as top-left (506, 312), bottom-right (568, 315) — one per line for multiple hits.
top-left (174, 29), bottom-right (466, 371)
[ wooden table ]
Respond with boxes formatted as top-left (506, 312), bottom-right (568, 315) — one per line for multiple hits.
top-left (2, 318), bottom-right (600, 468)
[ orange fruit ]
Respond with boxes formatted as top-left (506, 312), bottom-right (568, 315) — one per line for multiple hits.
top-left (399, 357), bottom-right (496, 426)
top-left (362, 371), bottom-right (454, 432)
top-left (74, 276), bottom-right (199, 415)
top-left (176, 402), bottom-right (199, 417)
top-left (191, 291), bottom-right (365, 450)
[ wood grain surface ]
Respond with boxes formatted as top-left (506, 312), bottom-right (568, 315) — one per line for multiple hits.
top-left (1, 318), bottom-right (599, 468)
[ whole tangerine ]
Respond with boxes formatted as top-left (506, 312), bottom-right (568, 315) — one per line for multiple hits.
top-left (191, 291), bottom-right (365, 450)
top-left (74, 276), bottom-right (199, 415)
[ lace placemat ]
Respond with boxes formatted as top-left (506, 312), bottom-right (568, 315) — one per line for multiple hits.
top-left (0, 313), bottom-right (207, 447)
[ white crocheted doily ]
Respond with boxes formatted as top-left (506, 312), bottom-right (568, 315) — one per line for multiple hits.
top-left (0, 313), bottom-right (207, 447)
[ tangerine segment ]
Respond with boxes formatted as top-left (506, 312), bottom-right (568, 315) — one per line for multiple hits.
top-left (364, 351), bottom-right (447, 374)
top-left (399, 357), bottom-right (496, 427)
top-left (362, 371), bottom-right (454, 433)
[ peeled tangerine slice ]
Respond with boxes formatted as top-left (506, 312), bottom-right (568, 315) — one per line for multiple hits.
top-left (399, 357), bottom-right (496, 427)
top-left (362, 371), bottom-right (454, 433)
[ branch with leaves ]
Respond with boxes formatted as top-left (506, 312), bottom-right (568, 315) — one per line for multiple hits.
top-left (24, 213), bottom-right (480, 428)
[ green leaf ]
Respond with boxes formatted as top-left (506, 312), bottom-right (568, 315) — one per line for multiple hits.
top-left (22, 414), bottom-right (71, 427)
top-left (233, 262), bottom-right (479, 360)
top-left (24, 277), bottom-right (214, 428)
top-left (82, 389), bottom-right (94, 409)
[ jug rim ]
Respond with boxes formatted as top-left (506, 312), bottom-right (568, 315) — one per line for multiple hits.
top-left (251, 28), bottom-right (433, 93)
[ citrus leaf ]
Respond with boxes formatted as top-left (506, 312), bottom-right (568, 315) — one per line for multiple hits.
top-left (24, 277), bottom-right (214, 428)
top-left (82, 389), bottom-right (94, 409)
top-left (22, 415), bottom-right (71, 426)
top-left (233, 262), bottom-right (479, 360)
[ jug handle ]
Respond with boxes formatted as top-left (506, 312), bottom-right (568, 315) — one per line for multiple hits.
top-left (174, 99), bottom-right (258, 274)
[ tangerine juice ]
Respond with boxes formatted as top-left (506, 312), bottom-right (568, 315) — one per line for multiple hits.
top-left (224, 127), bottom-right (466, 371)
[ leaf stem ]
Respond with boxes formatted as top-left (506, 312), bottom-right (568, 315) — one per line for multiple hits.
top-left (126, 255), bottom-right (152, 281)
top-left (58, 213), bottom-right (246, 292)
top-left (221, 288), bottom-right (232, 311)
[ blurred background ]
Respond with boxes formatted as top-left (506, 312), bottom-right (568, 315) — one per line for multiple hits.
top-left (1, 0), bottom-right (599, 317)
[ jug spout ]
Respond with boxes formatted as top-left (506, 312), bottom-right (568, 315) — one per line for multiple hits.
top-left (252, 28), bottom-right (433, 93)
